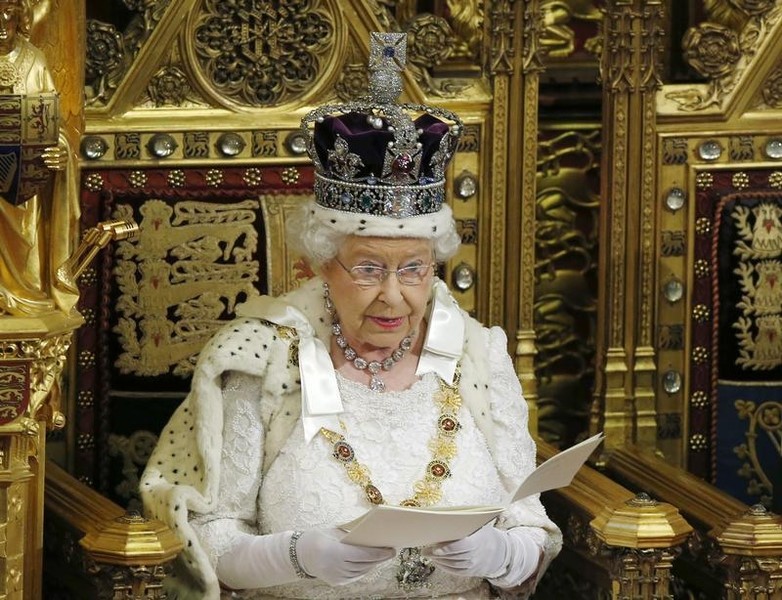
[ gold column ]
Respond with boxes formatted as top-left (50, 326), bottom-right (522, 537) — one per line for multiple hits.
top-left (592, 0), bottom-right (665, 451)
top-left (0, 430), bottom-right (35, 599)
top-left (514, 0), bottom-right (545, 434)
top-left (0, 314), bottom-right (82, 599)
top-left (0, 3), bottom-right (87, 596)
top-left (490, 0), bottom-right (544, 433)
top-left (487, 1), bottom-right (514, 328)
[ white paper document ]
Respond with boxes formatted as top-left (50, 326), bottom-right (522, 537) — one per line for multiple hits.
top-left (340, 432), bottom-right (604, 548)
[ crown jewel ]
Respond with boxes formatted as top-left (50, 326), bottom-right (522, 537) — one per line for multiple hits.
top-left (302, 32), bottom-right (462, 220)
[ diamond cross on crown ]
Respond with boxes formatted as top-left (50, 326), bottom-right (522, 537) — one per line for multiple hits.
top-left (368, 32), bottom-right (406, 104)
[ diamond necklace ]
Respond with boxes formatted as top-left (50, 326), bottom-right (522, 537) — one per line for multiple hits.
top-left (324, 283), bottom-right (414, 393)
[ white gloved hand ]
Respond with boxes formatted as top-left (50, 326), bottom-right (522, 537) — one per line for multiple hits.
top-left (423, 523), bottom-right (510, 579)
top-left (296, 528), bottom-right (396, 585)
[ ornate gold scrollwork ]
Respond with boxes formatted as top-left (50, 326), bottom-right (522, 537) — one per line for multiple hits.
top-left (85, 19), bottom-right (125, 106)
top-left (446, 0), bottom-right (484, 60)
top-left (489, 1), bottom-right (515, 75)
top-left (334, 41), bottom-right (367, 102)
top-left (760, 64), bottom-right (782, 108)
top-left (666, 2), bottom-right (780, 111)
top-left (682, 21), bottom-right (741, 83)
top-left (0, 327), bottom-right (77, 433)
top-left (187, 0), bottom-right (336, 108)
top-left (405, 13), bottom-right (468, 97)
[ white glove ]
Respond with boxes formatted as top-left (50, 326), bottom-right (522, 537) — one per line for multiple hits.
top-left (217, 530), bottom-right (301, 590)
top-left (216, 528), bottom-right (395, 590)
top-left (296, 528), bottom-right (396, 585)
top-left (423, 523), bottom-right (510, 579)
top-left (423, 524), bottom-right (543, 587)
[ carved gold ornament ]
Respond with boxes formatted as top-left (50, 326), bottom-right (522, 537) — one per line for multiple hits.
top-left (85, 20), bottom-right (124, 105)
top-left (761, 65), bottom-right (782, 108)
top-left (148, 66), bottom-right (190, 107)
top-left (734, 400), bottom-right (780, 506)
top-left (682, 23), bottom-right (741, 79)
top-left (728, 0), bottom-right (776, 16)
top-left (191, 0), bottom-right (334, 107)
top-left (335, 63), bottom-right (366, 102)
top-left (663, 138), bottom-right (689, 165)
top-left (0, 363), bottom-right (27, 425)
top-left (0, 60), bottom-right (21, 90)
top-left (0, 322), bottom-right (76, 433)
top-left (407, 14), bottom-right (453, 69)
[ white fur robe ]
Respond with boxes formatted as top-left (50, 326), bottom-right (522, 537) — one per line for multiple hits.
top-left (140, 277), bottom-right (562, 598)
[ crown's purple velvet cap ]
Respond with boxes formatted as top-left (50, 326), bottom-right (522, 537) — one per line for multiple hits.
top-left (313, 112), bottom-right (451, 183)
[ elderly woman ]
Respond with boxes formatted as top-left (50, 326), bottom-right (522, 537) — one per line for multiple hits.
top-left (141, 32), bottom-right (561, 600)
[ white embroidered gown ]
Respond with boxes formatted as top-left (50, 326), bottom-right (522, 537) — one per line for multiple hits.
top-left (190, 328), bottom-right (553, 599)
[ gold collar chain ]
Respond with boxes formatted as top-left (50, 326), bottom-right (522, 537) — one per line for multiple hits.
top-left (319, 369), bottom-right (462, 508)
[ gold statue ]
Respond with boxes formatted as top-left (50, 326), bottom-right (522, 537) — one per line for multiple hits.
top-left (0, 0), bottom-right (79, 316)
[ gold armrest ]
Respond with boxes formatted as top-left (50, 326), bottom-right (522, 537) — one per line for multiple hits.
top-left (605, 445), bottom-right (748, 528)
top-left (535, 438), bottom-right (692, 598)
top-left (45, 460), bottom-right (126, 534)
top-left (538, 438), bottom-right (636, 517)
top-left (45, 460), bottom-right (183, 598)
top-left (605, 445), bottom-right (782, 596)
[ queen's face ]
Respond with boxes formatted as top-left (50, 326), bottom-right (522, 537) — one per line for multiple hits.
top-left (321, 236), bottom-right (435, 356)
top-left (0, 2), bottom-right (19, 55)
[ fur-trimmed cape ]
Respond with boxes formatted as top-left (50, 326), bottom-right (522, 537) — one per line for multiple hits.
top-left (140, 277), bottom-right (561, 598)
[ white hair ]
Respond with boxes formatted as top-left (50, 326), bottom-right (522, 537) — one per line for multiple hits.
top-left (286, 201), bottom-right (462, 268)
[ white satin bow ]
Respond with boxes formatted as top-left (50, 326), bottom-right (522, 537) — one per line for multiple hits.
top-left (236, 295), bottom-right (342, 441)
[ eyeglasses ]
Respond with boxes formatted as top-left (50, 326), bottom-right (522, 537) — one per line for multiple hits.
top-left (335, 257), bottom-right (435, 287)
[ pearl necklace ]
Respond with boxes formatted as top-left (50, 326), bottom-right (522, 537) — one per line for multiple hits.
top-left (324, 284), bottom-right (414, 392)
